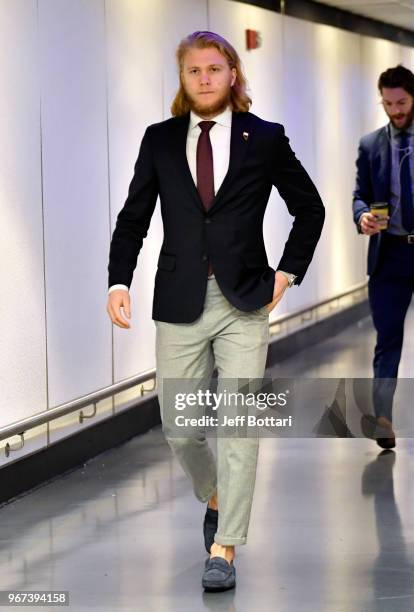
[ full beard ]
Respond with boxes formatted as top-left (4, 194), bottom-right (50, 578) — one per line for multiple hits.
top-left (185, 89), bottom-right (232, 117)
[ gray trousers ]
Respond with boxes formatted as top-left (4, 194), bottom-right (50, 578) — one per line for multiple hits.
top-left (155, 276), bottom-right (270, 546)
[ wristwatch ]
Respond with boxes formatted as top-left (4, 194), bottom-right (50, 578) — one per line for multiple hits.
top-left (277, 270), bottom-right (297, 288)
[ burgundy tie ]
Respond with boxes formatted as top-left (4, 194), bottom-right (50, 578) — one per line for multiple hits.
top-left (196, 121), bottom-right (215, 276)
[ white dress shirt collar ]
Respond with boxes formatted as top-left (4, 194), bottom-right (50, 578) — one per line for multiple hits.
top-left (189, 105), bottom-right (232, 131)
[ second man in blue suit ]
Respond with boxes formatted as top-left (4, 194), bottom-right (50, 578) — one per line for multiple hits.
top-left (353, 65), bottom-right (414, 450)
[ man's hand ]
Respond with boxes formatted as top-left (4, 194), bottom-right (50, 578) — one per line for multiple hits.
top-left (107, 290), bottom-right (131, 328)
top-left (359, 212), bottom-right (388, 235)
top-left (265, 271), bottom-right (289, 313)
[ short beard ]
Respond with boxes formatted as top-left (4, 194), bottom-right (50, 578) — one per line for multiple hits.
top-left (390, 105), bottom-right (414, 130)
top-left (184, 88), bottom-right (232, 117)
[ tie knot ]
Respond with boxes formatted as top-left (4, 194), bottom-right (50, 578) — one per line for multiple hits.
top-left (198, 120), bottom-right (216, 133)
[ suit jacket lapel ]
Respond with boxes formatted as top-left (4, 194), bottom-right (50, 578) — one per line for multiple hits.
top-left (209, 111), bottom-right (252, 213)
top-left (169, 113), bottom-right (203, 212)
top-left (373, 127), bottom-right (391, 201)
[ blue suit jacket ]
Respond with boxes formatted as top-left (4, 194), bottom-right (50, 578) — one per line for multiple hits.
top-left (353, 125), bottom-right (391, 276)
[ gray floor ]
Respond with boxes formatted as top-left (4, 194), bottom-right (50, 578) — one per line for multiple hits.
top-left (1, 307), bottom-right (414, 611)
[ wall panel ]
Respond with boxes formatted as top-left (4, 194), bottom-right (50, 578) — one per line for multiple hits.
top-left (280, 15), bottom-right (319, 312)
top-left (39, 0), bottom-right (111, 414)
top-left (0, 0), bottom-right (47, 441)
top-left (312, 24), bottom-right (365, 301)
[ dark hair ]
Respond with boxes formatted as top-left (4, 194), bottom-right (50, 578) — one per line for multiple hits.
top-left (378, 64), bottom-right (414, 96)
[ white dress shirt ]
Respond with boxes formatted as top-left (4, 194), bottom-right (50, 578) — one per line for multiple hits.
top-left (108, 105), bottom-right (294, 294)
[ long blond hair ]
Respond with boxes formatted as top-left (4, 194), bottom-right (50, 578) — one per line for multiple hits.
top-left (171, 31), bottom-right (252, 116)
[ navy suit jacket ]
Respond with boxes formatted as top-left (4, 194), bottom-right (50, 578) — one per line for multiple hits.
top-left (108, 110), bottom-right (325, 323)
top-left (353, 125), bottom-right (391, 276)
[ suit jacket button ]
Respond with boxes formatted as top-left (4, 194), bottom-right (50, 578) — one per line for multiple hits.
top-left (202, 254), bottom-right (208, 261)
top-left (205, 218), bottom-right (211, 224)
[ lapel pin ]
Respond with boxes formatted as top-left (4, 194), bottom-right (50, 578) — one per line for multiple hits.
top-left (242, 131), bottom-right (249, 141)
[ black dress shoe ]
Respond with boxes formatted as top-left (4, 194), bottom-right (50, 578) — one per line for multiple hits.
top-left (203, 506), bottom-right (218, 553)
top-left (376, 416), bottom-right (396, 449)
top-left (360, 414), bottom-right (396, 449)
top-left (376, 436), bottom-right (396, 449)
top-left (202, 556), bottom-right (236, 592)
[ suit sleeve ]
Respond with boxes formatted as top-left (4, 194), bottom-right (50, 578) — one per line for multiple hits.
top-left (352, 138), bottom-right (372, 233)
top-left (107, 126), bottom-right (159, 289)
top-left (267, 124), bottom-right (325, 285)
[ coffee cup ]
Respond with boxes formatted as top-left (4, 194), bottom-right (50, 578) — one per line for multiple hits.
top-left (370, 202), bottom-right (389, 230)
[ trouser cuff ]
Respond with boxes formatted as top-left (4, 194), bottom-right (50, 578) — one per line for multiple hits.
top-left (214, 534), bottom-right (247, 546)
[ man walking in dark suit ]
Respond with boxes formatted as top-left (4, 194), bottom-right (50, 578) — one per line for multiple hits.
top-left (353, 65), bottom-right (414, 450)
top-left (107, 31), bottom-right (324, 591)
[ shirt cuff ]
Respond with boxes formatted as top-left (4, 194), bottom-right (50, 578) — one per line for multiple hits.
top-left (356, 211), bottom-right (365, 233)
top-left (108, 284), bottom-right (129, 294)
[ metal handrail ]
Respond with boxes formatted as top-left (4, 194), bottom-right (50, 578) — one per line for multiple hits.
top-left (0, 369), bottom-right (156, 443)
top-left (0, 281), bottom-right (368, 444)
top-left (270, 280), bottom-right (367, 326)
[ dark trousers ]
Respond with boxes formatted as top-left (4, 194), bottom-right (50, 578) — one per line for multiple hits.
top-left (368, 235), bottom-right (414, 421)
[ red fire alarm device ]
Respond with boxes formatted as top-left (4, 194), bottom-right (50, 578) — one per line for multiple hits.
top-left (246, 29), bottom-right (262, 50)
